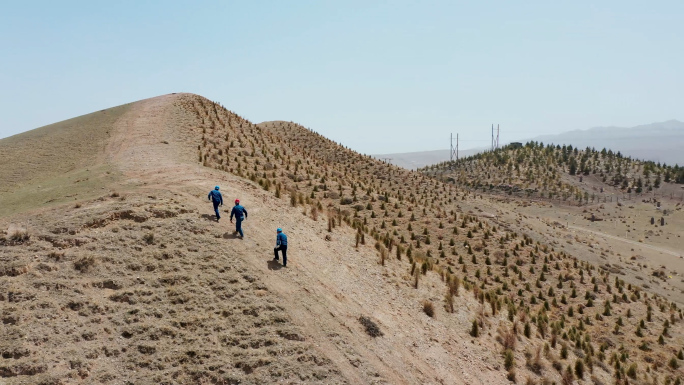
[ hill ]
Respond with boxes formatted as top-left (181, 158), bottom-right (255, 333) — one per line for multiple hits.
top-left (2, 94), bottom-right (684, 384)
top-left (421, 141), bottom-right (684, 204)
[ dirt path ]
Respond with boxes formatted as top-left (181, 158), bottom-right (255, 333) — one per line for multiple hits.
top-left (568, 224), bottom-right (683, 258)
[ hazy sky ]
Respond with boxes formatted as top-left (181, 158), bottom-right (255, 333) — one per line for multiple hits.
top-left (1, 1), bottom-right (682, 154)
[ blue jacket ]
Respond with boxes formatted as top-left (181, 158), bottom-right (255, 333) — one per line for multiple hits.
top-left (230, 205), bottom-right (247, 221)
top-left (208, 190), bottom-right (223, 204)
top-left (276, 232), bottom-right (288, 246)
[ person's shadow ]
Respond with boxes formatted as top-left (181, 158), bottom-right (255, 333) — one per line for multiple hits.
top-left (200, 214), bottom-right (217, 222)
top-left (267, 259), bottom-right (283, 270)
top-left (222, 232), bottom-right (240, 239)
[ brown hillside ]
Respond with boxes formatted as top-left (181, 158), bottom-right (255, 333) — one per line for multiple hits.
top-left (1, 93), bottom-right (684, 384)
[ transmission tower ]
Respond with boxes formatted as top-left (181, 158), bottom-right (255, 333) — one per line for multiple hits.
top-left (450, 133), bottom-right (459, 162)
top-left (491, 124), bottom-right (500, 150)
top-left (491, 124), bottom-right (494, 151)
top-left (496, 124), bottom-right (500, 150)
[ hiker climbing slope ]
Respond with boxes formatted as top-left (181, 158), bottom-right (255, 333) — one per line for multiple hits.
top-left (207, 186), bottom-right (223, 222)
top-left (274, 228), bottom-right (288, 267)
top-left (230, 199), bottom-right (248, 238)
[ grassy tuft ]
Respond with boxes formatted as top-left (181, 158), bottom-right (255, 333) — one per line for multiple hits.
top-left (74, 255), bottom-right (96, 272)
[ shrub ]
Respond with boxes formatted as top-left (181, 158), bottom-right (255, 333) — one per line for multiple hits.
top-left (359, 316), bottom-right (383, 337)
top-left (143, 233), bottom-right (155, 245)
top-left (449, 276), bottom-right (460, 297)
top-left (471, 320), bottom-right (479, 337)
top-left (504, 349), bottom-right (515, 370)
top-left (423, 301), bottom-right (435, 318)
top-left (626, 363), bottom-right (637, 379)
top-left (670, 357), bottom-right (679, 369)
top-left (74, 256), bottom-right (96, 272)
top-left (507, 370), bottom-right (516, 383)
top-left (562, 365), bottom-right (574, 385)
top-left (445, 290), bottom-right (454, 313)
top-left (574, 359), bottom-right (584, 379)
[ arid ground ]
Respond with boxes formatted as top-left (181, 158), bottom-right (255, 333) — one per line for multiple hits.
top-left (2, 93), bottom-right (684, 385)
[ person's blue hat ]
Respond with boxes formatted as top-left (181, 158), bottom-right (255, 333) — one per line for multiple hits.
top-left (215, 186), bottom-right (220, 190)
top-left (277, 228), bottom-right (282, 232)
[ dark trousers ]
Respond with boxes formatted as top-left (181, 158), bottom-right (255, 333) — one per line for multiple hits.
top-left (235, 219), bottom-right (243, 237)
top-left (274, 245), bottom-right (287, 266)
top-left (212, 202), bottom-right (221, 219)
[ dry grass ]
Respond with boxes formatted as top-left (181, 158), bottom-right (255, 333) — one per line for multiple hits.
top-left (497, 326), bottom-right (517, 351)
top-left (0, 230), bottom-right (30, 245)
top-left (73, 255), bottom-right (96, 272)
top-left (525, 346), bottom-right (544, 375)
top-left (0, 192), bottom-right (346, 384)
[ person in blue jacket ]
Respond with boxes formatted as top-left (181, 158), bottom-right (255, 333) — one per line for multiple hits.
top-left (274, 228), bottom-right (288, 267)
top-left (230, 199), bottom-right (248, 238)
top-left (207, 186), bottom-right (223, 222)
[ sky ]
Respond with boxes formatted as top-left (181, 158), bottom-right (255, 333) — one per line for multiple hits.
top-left (1, 1), bottom-right (683, 154)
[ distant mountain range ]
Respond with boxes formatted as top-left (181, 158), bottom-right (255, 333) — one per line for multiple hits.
top-left (372, 149), bottom-right (479, 170)
top-left (375, 120), bottom-right (684, 169)
top-left (531, 120), bottom-right (684, 166)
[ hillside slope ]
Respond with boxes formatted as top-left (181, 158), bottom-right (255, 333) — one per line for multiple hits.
top-left (421, 142), bottom-right (684, 204)
top-left (0, 94), bottom-right (503, 384)
top-left (2, 94), bottom-right (684, 385)
top-left (0, 103), bottom-right (134, 217)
